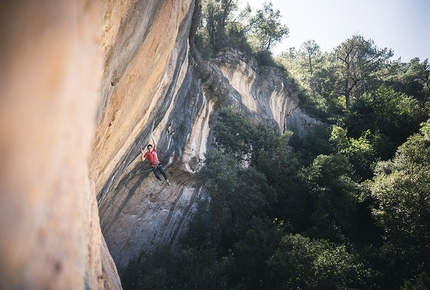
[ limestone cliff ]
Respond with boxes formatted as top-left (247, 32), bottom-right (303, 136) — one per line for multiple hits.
top-left (94, 1), bottom-right (303, 271)
top-left (0, 1), bottom-right (121, 289)
top-left (0, 0), bottom-right (313, 288)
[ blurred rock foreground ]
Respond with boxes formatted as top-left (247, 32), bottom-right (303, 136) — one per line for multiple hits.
top-left (0, 0), bottom-right (313, 289)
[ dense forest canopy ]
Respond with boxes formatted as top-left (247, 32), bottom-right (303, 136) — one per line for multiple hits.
top-left (122, 1), bottom-right (429, 289)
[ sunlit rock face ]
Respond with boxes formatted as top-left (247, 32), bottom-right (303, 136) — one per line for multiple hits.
top-left (0, 1), bottom-right (120, 289)
top-left (212, 48), bottom-right (299, 131)
top-left (93, 3), bottom-right (304, 270)
top-left (92, 0), bottom-right (205, 270)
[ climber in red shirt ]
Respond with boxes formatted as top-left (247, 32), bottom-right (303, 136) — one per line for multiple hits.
top-left (141, 137), bottom-right (170, 186)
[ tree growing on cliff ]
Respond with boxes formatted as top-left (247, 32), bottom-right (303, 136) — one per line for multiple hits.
top-left (197, 0), bottom-right (289, 63)
top-left (203, 0), bottom-right (237, 51)
top-left (244, 2), bottom-right (289, 52)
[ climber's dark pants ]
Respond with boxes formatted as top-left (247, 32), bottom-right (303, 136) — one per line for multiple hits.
top-left (153, 164), bottom-right (168, 181)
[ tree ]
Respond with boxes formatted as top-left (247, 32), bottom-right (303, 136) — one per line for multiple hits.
top-left (401, 272), bottom-right (430, 290)
top-left (266, 233), bottom-right (373, 289)
top-left (385, 57), bottom-right (430, 102)
top-left (301, 40), bottom-right (320, 76)
top-left (244, 2), bottom-right (289, 52)
top-left (229, 217), bottom-right (285, 289)
top-left (276, 44), bottom-right (343, 118)
top-left (213, 107), bottom-right (254, 163)
top-left (370, 119), bottom-right (430, 281)
top-left (299, 154), bottom-right (360, 241)
top-left (201, 149), bottom-right (240, 241)
top-left (344, 86), bottom-right (427, 160)
top-left (400, 58), bottom-right (429, 101)
top-left (300, 40), bottom-right (322, 98)
top-left (203, 0), bottom-right (238, 51)
top-left (202, 149), bottom-right (268, 246)
top-left (334, 35), bottom-right (393, 108)
top-left (329, 125), bottom-right (376, 180)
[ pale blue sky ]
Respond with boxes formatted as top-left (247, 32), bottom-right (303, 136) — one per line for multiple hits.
top-left (243, 0), bottom-right (429, 61)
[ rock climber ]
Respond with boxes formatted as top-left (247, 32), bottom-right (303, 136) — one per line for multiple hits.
top-left (141, 137), bottom-right (171, 186)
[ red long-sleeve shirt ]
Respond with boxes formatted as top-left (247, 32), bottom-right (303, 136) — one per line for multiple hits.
top-left (144, 149), bottom-right (160, 167)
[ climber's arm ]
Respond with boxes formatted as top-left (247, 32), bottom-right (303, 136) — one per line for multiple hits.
top-left (152, 137), bottom-right (156, 150)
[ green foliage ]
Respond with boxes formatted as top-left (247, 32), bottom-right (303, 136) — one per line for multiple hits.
top-left (202, 0), bottom-right (238, 52)
top-left (224, 21), bottom-right (253, 55)
top-left (195, 29), bottom-right (215, 60)
top-left (334, 35), bottom-right (393, 108)
top-left (121, 246), bottom-right (174, 290)
top-left (124, 36), bottom-right (430, 283)
top-left (202, 149), bottom-right (268, 245)
top-left (201, 149), bottom-right (240, 236)
top-left (213, 108), bottom-right (307, 230)
top-left (344, 86), bottom-right (428, 160)
top-left (228, 217), bottom-right (286, 289)
top-left (196, 0), bottom-right (253, 57)
top-left (401, 58), bottom-right (429, 100)
top-left (279, 34), bottom-right (395, 114)
top-left (384, 58), bottom-right (430, 102)
top-left (401, 272), bottom-right (430, 290)
top-left (299, 154), bottom-right (360, 241)
top-left (330, 126), bottom-right (376, 179)
top-left (370, 120), bottom-right (430, 279)
top-left (276, 36), bottom-right (429, 129)
top-left (420, 118), bottom-right (430, 141)
top-left (267, 233), bottom-right (373, 289)
top-left (244, 2), bottom-right (289, 52)
top-left (204, 115), bottom-right (279, 244)
top-left (197, 0), bottom-right (289, 66)
top-left (213, 108), bottom-right (254, 163)
top-left (214, 107), bottom-right (293, 170)
top-left (121, 245), bottom-right (232, 290)
top-left (289, 124), bottom-right (333, 164)
top-left (124, 106), bottom-right (430, 289)
top-left (123, 32), bottom-right (430, 284)
top-left (175, 246), bottom-right (233, 290)
top-left (253, 50), bottom-right (277, 67)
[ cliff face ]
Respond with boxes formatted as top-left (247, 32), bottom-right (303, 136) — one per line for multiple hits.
top-left (0, 0), bottom-right (312, 288)
top-left (94, 2), bottom-right (302, 270)
top-left (0, 1), bottom-right (121, 289)
top-left (92, 0), bottom-right (200, 270)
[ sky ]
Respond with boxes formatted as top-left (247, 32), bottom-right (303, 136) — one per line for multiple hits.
top-left (243, 0), bottom-right (429, 61)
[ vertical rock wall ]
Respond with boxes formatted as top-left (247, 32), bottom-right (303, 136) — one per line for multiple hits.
top-left (92, 0), bottom-right (204, 270)
top-left (97, 59), bottom-right (213, 269)
top-left (0, 0), bottom-right (120, 289)
top-left (90, 0), bottom-right (195, 199)
top-left (94, 3), bottom-right (302, 272)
